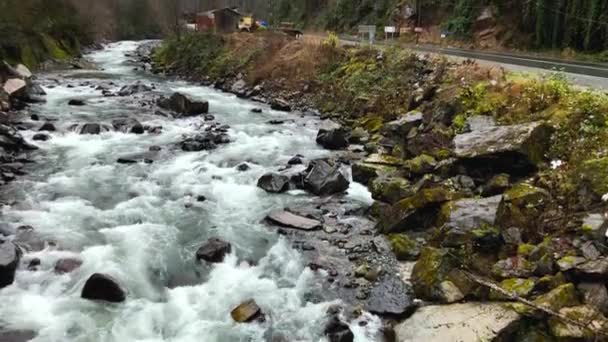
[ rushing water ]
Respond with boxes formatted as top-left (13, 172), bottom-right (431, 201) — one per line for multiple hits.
top-left (0, 42), bottom-right (379, 341)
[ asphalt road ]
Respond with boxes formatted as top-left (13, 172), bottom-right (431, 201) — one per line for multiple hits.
top-left (337, 35), bottom-right (608, 89)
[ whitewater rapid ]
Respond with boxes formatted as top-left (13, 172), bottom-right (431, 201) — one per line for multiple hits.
top-left (0, 42), bottom-right (379, 341)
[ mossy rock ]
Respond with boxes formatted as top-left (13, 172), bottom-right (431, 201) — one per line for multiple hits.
top-left (548, 305), bottom-right (608, 339)
top-left (490, 277), bottom-right (536, 300)
top-left (411, 247), bottom-right (461, 301)
top-left (579, 157), bottom-right (608, 197)
top-left (482, 173), bottom-right (511, 196)
top-left (363, 154), bottom-right (404, 167)
top-left (371, 176), bottom-right (413, 204)
top-left (495, 183), bottom-right (550, 237)
top-left (351, 162), bottom-right (396, 185)
top-left (404, 154), bottom-right (437, 175)
top-left (517, 243), bottom-right (535, 257)
top-left (40, 34), bottom-right (69, 60)
top-left (388, 234), bottom-right (420, 261)
top-left (378, 186), bottom-right (453, 233)
top-left (534, 283), bottom-right (580, 313)
top-left (534, 272), bottom-right (567, 293)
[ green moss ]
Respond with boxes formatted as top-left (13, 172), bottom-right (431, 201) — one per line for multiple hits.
top-left (370, 177), bottom-right (412, 204)
top-left (533, 283), bottom-right (580, 312)
top-left (518, 243), bottom-right (535, 257)
top-left (41, 34), bottom-right (68, 60)
top-left (19, 44), bottom-right (38, 69)
top-left (405, 154), bottom-right (437, 175)
top-left (388, 234), bottom-right (419, 261)
top-left (411, 247), bottom-right (459, 301)
top-left (495, 183), bottom-right (549, 233)
top-left (490, 277), bottom-right (536, 300)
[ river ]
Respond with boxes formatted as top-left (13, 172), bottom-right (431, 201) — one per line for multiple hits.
top-left (0, 41), bottom-right (380, 341)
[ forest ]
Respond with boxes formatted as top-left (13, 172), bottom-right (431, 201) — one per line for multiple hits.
top-left (1, 0), bottom-right (607, 68)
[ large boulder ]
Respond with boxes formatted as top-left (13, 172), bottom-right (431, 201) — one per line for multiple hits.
top-left (578, 282), bottom-right (608, 315)
top-left (257, 173), bottom-right (291, 193)
top-left (548, 305), bottom-right (608, 339)
top-left (0, 330), bottom-right (37, 342)
top-left (231, 299), bottom-right (264, 323)
top-left (270, 98), bottom-right (291, 112)
top-left (157, 92), bottom-right (209, 117)
top-left (302, 159), bottom-right (349, 196)
top-left (3, 78), bottom-right (26, 97)
top-left (383, 111), bottom-right (423, 141)
top-left (437, 195), bottom-right (502, 247)
top-left (394, 303), bottom-right (521, 342)
top-left (411, 247), bottom-right (464, 302)
top-left (196, 238), bottom-right (231, 263)
top-left (14, 64), bottom-right (32, 79)
top-left (370, 176), bottom-right (413, 204)
top-left (0, 240), bottom-right (20, 288)
top-left (81, 273), bottom-right (126, 303)
top-left (316, 128), bottom-right (350, 150)
top-left (453, 121), bottom-right (553, 177)
top-left (377, 186), bottom-right (452, 233)
top-left (266, 210), bottom-right (322, 231)
top-left (0, 124), bottom-right (37, 151)
top-left (351, 162), bottom-right (397, 186)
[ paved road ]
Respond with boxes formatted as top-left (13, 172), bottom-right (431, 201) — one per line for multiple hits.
top-left (336, 35), bottom-right (608, 89)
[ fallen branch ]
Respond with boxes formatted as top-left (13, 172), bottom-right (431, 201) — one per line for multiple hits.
top-left (463, 270), bottom-right (608, 337)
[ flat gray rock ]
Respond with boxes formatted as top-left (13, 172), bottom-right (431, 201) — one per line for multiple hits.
top-left (395, 303), bottom-right (520, 342)
top-left (266, 211), bottom-right (322, 231)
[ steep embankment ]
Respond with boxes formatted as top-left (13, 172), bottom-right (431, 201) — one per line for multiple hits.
top-left (154, 31), bottom-right (608, 339)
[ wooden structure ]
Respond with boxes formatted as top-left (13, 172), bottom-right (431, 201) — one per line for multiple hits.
top-left (196, 7), bottom-right (243, 33)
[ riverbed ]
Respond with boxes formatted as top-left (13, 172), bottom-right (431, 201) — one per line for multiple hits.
top-left (0, 41), bottom-right (380, 341)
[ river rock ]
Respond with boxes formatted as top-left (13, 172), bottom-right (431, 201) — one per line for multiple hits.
top-left (453, 121), bottom-right (553, 176)
top-left (548, 305), bottom-right (608, 339)
top-left (366, 274), bottom-right (416, 316)
top-left (370, 176), bottom-right (412, 205)
top-left (157, 92), bottom-right (209, 117)
top-left (411, 247), bottom-right (461, 302)
top-left (437, 195), bottom-right (502, 247)
top-left (78, 123), bottom-right (109, 135)
top-left (230, 79), bottom-right (248, 97)
top-left (68, 99), bottom-right (86, 106)
top-left (394, 303), bottom-right (520, 342)
top-left (116, 151), bottom-right (157, 164)
top-left (231, 299), bottom-right (264, 323)
top-left (0, 240), bottom-right (20, 288)
top-left (266, 210), bottom-right (322, 231)
top-left (257, 173), bottom-right (291, 193)
top-left (38, 122), bottom-right (56, 132)
top-left (196, 238), bottom-right (231, 263)
top-left (270, 98), bottom-right (291, 112)
top-left (55, 258), bottom-right (83, 274)
top-left (324, 314), bottom-right (354, 342)
top-left (0, 330), bottom-right (37, 342)
top-left (377, 186), bottom-right (452, 233)
top-left (302, 159), bottom-right (349, 196)
top-left (81, 273), bottom-right (126, 303)
top-left (23, 82), bottom-right (46, 103)
top-left (32, 133), bottom-right (50, 141)
top-left (118, 81), bottom-right (152, 96)
top-left (14, 64), bottom-right (32, 79)
top-left (316, 128), bottom-right (350, 150)
top-left (112, 118), bottom-right (144, 134)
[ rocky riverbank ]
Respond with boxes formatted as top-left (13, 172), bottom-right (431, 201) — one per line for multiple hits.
top-left (149, 32), bottom-right (608, 340)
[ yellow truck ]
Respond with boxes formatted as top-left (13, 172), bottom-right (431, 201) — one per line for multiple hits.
top-left (238, 16), bottom-right (256, 32)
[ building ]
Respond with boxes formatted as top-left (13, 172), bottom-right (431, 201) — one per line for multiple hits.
top-left (196, 7), bottom-right (243, 33)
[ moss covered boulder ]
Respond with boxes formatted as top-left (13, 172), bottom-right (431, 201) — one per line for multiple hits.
top-left (495, 183), bottom-right (550, 238)
top-left (383, 110), bottom-right (423, 141)
top-left (492, 256), bottom-right (535, 279)
top-left (404, 154), bottom-right (437, 175)
top-left (411, 247), bottom-right (464, 302)
top-left (490, 278), bottom-right (536, 300)
top-left (388, 234), bottom-right (421, 261)
top-left (370, 176), bottom-right (413, 204)
top-left (454, 121), bottom-right (553, 168)
top-left (378, 186), bottom-right (453, 233)
top-left (534, 283), bottom-right (580, 312)
top-left (351, 162), bottom-right (396, 185)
